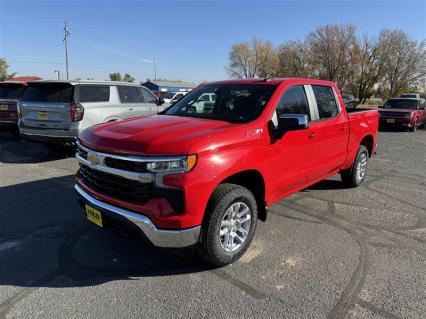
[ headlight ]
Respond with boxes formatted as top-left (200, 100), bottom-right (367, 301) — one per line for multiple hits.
top-left (146, 155), bottom-right (197, 173)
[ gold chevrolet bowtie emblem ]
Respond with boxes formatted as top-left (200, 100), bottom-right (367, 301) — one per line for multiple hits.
top-left (87, 153), bottom-right (102, 165)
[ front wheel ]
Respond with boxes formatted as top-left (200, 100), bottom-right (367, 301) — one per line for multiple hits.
top-left (197, 183), bottom-right (258, 266)
top-left (409, 122), bottom-right (417, 132)
top-left (340, 145), bottom-right (369, 187)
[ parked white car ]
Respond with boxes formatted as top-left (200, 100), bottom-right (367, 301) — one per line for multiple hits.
top-left (163, 92), bottom-right (188, 104)
top-left (185, 92), bottom-right (216, 113)
top-left (19, 80), bottom-right (164, 146)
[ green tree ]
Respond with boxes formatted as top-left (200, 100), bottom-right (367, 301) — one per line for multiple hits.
top-left (0, 58), bottom-right (16, 81)
top-left (123, 73), bottom-right (135, 82)
top-left (109, 72), bottom-right (122, 81)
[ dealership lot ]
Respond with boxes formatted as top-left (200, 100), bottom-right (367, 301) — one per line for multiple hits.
top-left (0, 129), bottom-right (425, 319)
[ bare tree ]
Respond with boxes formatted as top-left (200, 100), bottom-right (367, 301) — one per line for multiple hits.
top-left (277, 40), bottom-right (312, 77)
top-left (226, 25), bottom-right (426, 101)
top-left (256, 39), bottom-right (279, 78)
top-left (226, 38), bottom-right (278, 78)
top-left (347, 35), bottom-right (387, 103)
top-left (379, 29), bottom-right (426, 98)
top-left (226, 42), bottom-right (257, 79)
top-left (305, 24), bottom-right (357, 88)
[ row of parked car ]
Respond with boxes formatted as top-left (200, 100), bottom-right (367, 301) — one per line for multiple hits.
top-left (0, 80), bottom-right (168, 146)
top-left (0, 81), bottom-right (424, 146)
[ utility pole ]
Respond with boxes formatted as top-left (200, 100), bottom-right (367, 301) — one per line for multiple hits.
top-left (63, 21), bottom-right (70, 80)
top-left (153, 57), bottom-right (157, 81)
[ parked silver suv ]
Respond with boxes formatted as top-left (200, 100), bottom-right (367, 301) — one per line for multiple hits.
top-left (19, 80), bottom-right (163, 144)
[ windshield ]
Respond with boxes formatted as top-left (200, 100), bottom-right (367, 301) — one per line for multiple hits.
top-left (0, 84), bottom-right (25, 100)
top-left (21, 83), bottom-right (74, 103)
top-left (383, 99), bottom-right (418, 110)
top-left (164, 84), bottom-right (277, 123)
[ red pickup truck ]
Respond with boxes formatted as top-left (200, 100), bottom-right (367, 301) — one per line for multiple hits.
top-left (75, 78), bottom-right (379, 265)
top-left (0, 81), bottom-right (27, 132)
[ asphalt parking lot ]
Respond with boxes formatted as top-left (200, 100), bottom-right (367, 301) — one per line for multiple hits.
top-left (0, 128), bottom-right (425, 319)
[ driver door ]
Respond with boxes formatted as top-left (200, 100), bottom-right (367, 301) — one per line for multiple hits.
top-left (266, 85), bottom-right (320, 200)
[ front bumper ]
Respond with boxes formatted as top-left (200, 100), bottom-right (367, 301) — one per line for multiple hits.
top-left (379, 118), bottom-right (414, 128)
top-left (75, 184), bottom-right (201, 248)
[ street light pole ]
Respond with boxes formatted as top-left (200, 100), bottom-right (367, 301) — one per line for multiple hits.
top-left (63, 21), bottom-right (70, 80)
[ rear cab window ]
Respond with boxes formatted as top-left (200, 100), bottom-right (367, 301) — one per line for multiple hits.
top-left (21, 83), bottom-right (74, 103)
top-left (78, 85), bottom-right (110, 102)
top-left (311, 85), bottom-right (339, 120)
top-left (0, 83), bottom-right (26, 100)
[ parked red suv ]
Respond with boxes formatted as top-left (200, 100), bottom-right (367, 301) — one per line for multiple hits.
top-left (0, 81), bottom-right (27, 132)
top-left (75, 78), bottom-right (379, 265)
top-left (379, 98), bottom-right (426, 132)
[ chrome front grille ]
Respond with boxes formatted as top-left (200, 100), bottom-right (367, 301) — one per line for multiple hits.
top-left (79, 164), bottom-right (152, 203)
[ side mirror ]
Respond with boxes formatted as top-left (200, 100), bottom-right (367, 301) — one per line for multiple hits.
top-left (273, 114), bottom-right (309, 138)
top-left (157, 97), bottom-right (165, 106)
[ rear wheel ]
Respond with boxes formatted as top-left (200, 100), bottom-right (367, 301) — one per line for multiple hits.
top-left (341, 145), bottom-right (369, 187)
top-left (197, 183), bottom-right (258, 266)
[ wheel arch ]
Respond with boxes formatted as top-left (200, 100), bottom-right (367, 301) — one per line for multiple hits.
top-left (212, 169), bottom-right (268, 222)
top-left (360, 134), bottom-right (374, 157)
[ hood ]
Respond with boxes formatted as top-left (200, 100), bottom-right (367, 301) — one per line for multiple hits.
top-left (79, 115), bottom-right (238, 155)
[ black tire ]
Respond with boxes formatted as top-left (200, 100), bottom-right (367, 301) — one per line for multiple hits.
top-left (409, 122), bottom-right (417, 132)
top-left (187, 106), bottom-right (196, 114)
top-left (197, 183), bottom-right (258, 266)
top-left (340, 145), bottom-right (369, 188)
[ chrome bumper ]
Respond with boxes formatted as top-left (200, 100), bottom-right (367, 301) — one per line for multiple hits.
top-left (75, 184), bottom-right (201, 248)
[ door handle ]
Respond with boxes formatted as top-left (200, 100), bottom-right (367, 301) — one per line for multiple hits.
top-left (340, 126), bottom-right (347, 131)
top-left (128, 108), bottom-right (133, 111)
top-left (307, 132), bottom-right (317, 139)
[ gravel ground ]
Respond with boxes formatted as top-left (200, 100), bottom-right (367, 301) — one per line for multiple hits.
top-left (0, 128), bottom-right (425, 319)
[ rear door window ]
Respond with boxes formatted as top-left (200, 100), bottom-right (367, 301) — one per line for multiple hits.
top-left (312, 85), bottom-right (339, 119)
top-left (21, 83), bottom-right (74, 103)
top-left (276, 85), bottom-right (311, 120)
top-left (0, 84), bottom-right (25, 99)
top-left (118, 86), bottom-right (141, 103)
top-left (79, 85), bottom-right (110, 102)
